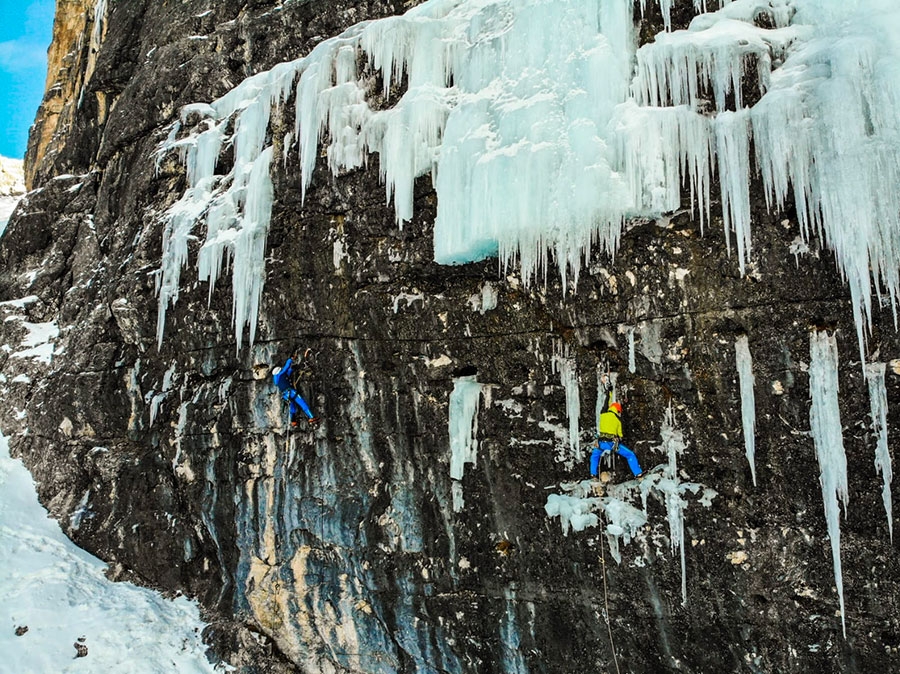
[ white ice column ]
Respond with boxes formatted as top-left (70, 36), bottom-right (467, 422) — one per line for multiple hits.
top-left (555, 348), bottom-right (582, 462)
top-left (865, 362), bottom-right (893, 543)
top-left (808, 330), bottom-right (849, 637)
top-left (449, 375), bottom-right (483, 512)
top-left (735, 335), bottom-right (757, 486)
top-left (716, 110), bottom-right (753, 275)
top-left (628, 327), bottom-right (636, 374)
top-left (659, 406), bottom-right (689, 605)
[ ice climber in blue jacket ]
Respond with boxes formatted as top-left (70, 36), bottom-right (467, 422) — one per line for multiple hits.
top-left (272, 354), bottom-right (319, 426)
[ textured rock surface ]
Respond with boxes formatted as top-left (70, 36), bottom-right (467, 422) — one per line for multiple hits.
top-left (24, 0), bottom-right (96, 189)
top-left (3, 1), bottom-right (900, 673)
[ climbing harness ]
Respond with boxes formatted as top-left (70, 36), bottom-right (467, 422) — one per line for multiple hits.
top-left (598, 434), bottom-right (620, 470)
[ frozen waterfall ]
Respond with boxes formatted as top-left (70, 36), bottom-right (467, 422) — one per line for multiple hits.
top-left (155, 0), bottom-right (900, 363)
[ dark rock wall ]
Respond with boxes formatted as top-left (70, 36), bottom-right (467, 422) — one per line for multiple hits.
top-left (2, 1), bottom-right (900, 672)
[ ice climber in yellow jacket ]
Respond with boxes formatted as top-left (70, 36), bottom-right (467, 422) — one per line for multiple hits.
top-left (590, 400), bottom-right (643, 479)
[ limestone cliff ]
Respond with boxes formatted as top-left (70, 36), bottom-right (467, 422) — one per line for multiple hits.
top-left (24, 0), bottom-right (100, 190)
top-left (3, 2), bottom-right (900, 673)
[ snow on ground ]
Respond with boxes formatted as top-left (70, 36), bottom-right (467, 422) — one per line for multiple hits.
top-left (0, 156), bottom-right (25, 237)
top-left (0, 430), bottom-right (223, 672)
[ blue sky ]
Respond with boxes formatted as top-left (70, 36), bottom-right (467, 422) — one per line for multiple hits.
top-left (0, 0), bottom-right (55, 159)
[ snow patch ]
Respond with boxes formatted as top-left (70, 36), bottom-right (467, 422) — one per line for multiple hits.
top-left (0, 430), bottom-right (220, 672)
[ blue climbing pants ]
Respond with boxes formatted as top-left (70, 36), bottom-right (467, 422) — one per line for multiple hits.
top-left (590, 440), bottom-right (642, 477)
top-left (283, 389), bottom-right (314, 420)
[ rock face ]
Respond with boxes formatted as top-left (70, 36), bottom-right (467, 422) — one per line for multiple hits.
top-left (2, 2), bottom-right (900, 673)
top-left (23, 0), bottom-right (97, 190)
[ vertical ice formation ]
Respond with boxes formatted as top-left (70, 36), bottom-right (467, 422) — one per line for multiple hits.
top-left (499, 588), bottom-right (528, 674)
top-left (544, 436), bottom-right (715, 586)
top-left (627, 327), bottom-right (636, 374)
top-left (554, 345), bottom-right (581, 461)
top-left (654, 406), bottom-right (691, 605)
top-left (79, 0), bottom-right (109, 107)
top-left (449, 375), bottom-right (483, 512)
top-left (89, 0), bottom-right (109, 55)
top-left (600, 496), bottom-right (649, 564)
top-left (865, 362), bottom-right (893, 543)
top-left (715, 110), bottom-right (752, 274)
top-left (808, 330), bottom-right (849, 637)
top-left (155, 60), bottom-right (288, 350)
top-left (157, 0), bottom-right (900, 358)
top-left (735, 335), bottom-right (757, 486)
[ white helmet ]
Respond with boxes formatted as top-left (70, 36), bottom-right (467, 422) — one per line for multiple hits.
top-left (272, 366), bottom-right (282, 376)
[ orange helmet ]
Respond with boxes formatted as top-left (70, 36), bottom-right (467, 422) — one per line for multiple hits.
top-left (609, 402), bottom-right (622, 414)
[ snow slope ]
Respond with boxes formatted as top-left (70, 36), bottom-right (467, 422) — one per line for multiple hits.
top-left (0, 431), bottom-right (222, 673)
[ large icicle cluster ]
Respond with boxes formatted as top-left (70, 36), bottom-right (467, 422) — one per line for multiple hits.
top-left (808, 330), bottom-right (849, 637)
top-left (155, 0), bottom-right (900, 357)
top-left (155, 61), bottom-right (299, 349)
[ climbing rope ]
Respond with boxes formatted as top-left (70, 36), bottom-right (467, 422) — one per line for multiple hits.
top-left (598, 503), bottom-right (622, 674)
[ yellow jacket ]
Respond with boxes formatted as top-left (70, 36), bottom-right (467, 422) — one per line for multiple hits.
top-left (598, 410), bottom-right (623, 438)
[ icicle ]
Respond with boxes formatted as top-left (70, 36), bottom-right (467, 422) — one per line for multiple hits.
top-left (734, 335), bottom-right (757, 486)
top-left (627, 327), bottom-right (636, 374)
top-left (554, 345), bottom-right (581, 462)
top-left (230, 147), bottom-right (274, 351)
top-left (154, 0), bottom-right (900, 365)
top-left (808, 330), bottom-right (849, 637)
top-left (865, 362), bottom-right (893, 543)
top-left (78, 0), bottom-right (109, 107)
top-left (616, 103), bottom-right (714, 232)
top-left (658, 406), bottom-right (690, 605)
top-left (716, 109), bottom-right (753, 274)
top-left (449, 375), bottom-right (483, 512)
top-left (156, 60), bottom-right (304, 349)
top-left (632, 19), bottom-right (776, 112)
